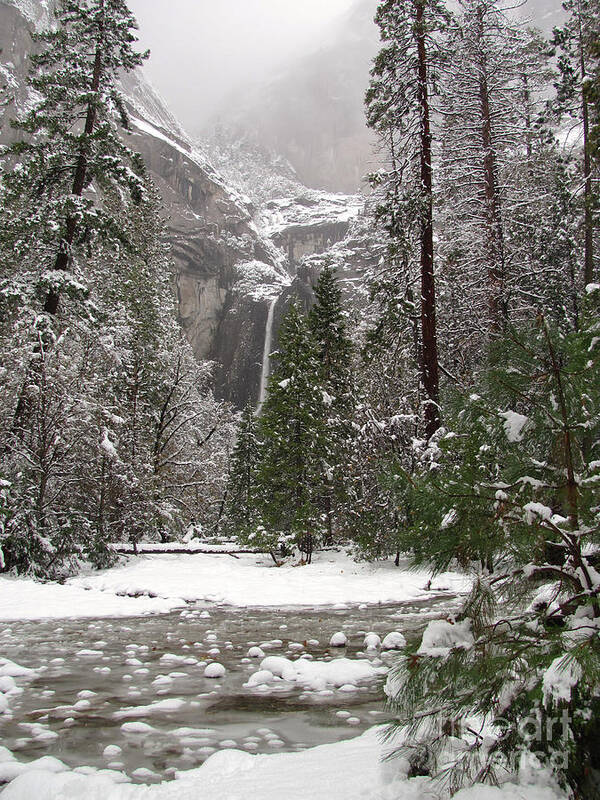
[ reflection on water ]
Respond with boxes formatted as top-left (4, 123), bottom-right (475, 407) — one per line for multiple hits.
top-left (0, 595), bottom-right (461, 784)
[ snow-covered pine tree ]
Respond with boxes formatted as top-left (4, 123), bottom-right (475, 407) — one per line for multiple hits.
top-left (256, 303), bottom-right (328, 548)
top-left (83, 182), bottom-right (236, 552)
top-left (309, 266), bottom-right (354, 404)
top-left (437, 3), bottom-right (554, 339)
top-left (0, 1), bottom-right (236, 574)
top-left (366, 0), bottom-right (450, 440)
top-left (550, 0), bottom-right (600, 286)
top-left (225, 403), bottom-right (263, 542)
top-left (308, 265), bottom-right (355, 544)
top-left (0, 0), bottom-right (148, 319)
top-left (589, 17), bottom-right (600, 157)
top-left (385, 297), bottom-right (600, 797)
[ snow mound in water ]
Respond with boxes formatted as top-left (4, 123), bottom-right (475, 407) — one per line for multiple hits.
top-left (254, 656), bottom-right (385, 691)
top-left (363, 632), bottom-right (381, 649)
top-left (0, 658), bottom-right (37, 679)
top-left (204, 663), bottom-right (226, 679)
top-left (382, 632), bottom-right (406, 650)
top-left (113, 698), bottom-right (186, 719)
top-left (0, 658), bottom-right (37, 716)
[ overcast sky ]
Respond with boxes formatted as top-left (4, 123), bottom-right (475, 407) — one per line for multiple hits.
top-left (127, 0), bottom-right (359, 132)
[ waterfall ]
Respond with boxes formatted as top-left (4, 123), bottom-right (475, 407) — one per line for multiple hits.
top-left (257, 296), bottom-right (277, 411)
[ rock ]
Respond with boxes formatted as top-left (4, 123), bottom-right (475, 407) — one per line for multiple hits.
top-left (329, 632), bottom-right (348, 647)
top-left (363, 632), bottom-right (381, 649)
top-left (382, 632), bottom-right (407, 650)
top-left (204, 663), bottom-right (226, 679)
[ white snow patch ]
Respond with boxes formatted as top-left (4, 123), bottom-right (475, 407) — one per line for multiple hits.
top-left (113, 698), bottom-right (186, 719)
top-left (0, 576), bottom-right (183, 620)
top-left (499, 410), bottom-right (529, 443)
top-left (417, 620), bottom-right (474, 658)
top-left (0, 553), bottom-right (471, 623)
top-left (257, 656), bottom-right (384, 691)
top-left (523, 502), bottom-right (554, 525)
top-left (542, 656), bottom-right (582, 706)
top-left (0, 727), bottom-right (566, 800)
top-left (61, 552), bottom-right (470, 613)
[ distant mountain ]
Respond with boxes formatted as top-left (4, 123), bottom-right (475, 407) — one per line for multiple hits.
top-left (202, 0), bottom-right (380, 195)
top-left (201, 0), bottom-right (564, 196)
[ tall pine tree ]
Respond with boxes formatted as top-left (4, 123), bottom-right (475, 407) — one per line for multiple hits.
top-left (308, 266), bottom-right (355, 543)
top-left (256, 303), bottom-right (328, 543)
top-left (0, 0), bottom-right (148, 321)
top-left (366, 0), bottom-right (449, 439)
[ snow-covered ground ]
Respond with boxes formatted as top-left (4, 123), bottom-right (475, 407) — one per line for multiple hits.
top-left (0, 551), bottom-right (469, 621)
top-left (0, 575), bottom-right (182, 620)
top-left (0, 726), bottom-right (565, 800)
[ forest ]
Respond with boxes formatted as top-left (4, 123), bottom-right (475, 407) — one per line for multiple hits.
top-left (0, 0), bottom-right (599, 798)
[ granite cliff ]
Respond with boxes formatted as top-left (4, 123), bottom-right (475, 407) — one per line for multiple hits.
top-left (0, 0), bottom-right (372, 408)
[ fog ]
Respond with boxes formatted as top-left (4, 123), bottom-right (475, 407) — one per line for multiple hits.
top-left (127, 0), bottom-right (358, 133)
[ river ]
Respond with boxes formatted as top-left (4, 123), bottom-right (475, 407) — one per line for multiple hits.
top-left (0, 594), bottom-right (461, 784)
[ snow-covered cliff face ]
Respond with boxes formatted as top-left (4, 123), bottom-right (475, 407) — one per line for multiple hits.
top-left (0, 0), bottom-right (292, 408)
top-left (0, 0), bottom-right (378, 408)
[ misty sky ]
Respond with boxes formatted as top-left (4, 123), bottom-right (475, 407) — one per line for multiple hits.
top-left (127, 0), bottom-right (359, 132)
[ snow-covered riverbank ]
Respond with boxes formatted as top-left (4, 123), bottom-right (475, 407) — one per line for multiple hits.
top-left (0, 726), bottom-right (565, 800)
top-left (0, 554), bottom-right (565, 800)
top-left (0, 552), bottom-right (471, 620)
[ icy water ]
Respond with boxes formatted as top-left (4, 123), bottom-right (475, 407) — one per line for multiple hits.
top-left (0, 596), bottom-right (461, 784)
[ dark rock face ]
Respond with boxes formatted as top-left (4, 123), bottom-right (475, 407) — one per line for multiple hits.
top-left (0, 2), bottom-right (47, 144)
top-left (272, 221), bottom-right (351, 272)
top-left (211, 295), bottom-right (271, 409)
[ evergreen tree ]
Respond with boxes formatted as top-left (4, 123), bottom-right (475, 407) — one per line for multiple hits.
top-left (438, 3), bottom-right (555, 339)
top-left (308, 265), bottom-right (355, 543)
top-left (225, 404), bottom-right (262, 540)
top-left (309, 266), bottom-right (354, 404)
top-left (0, 1), bottom-right (236, 575)
top-left (0, 0), bottom-right (148, 319)
top-left (550, 0), bottom-right (600, 286)
top-left (366, 0), bottom-right (449, 439)
top-left (385, 300), bottom-right (600, 796)
top-left (256, 303), bottom-right (328, 544)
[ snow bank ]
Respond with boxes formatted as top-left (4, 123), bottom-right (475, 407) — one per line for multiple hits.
top-left (64, 551), bottom-right (470, 613)
top-left (0, 727), bottom-right (566, 800)
top-left (0, 575), bottom-right (184, 621)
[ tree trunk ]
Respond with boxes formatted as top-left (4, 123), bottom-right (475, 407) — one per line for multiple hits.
top-left (415, 0), bottom-right (440, 440)
top-left (578, 8), bottom-right (595, 287)
top-left (476, 3), bottom-right (507, 330)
